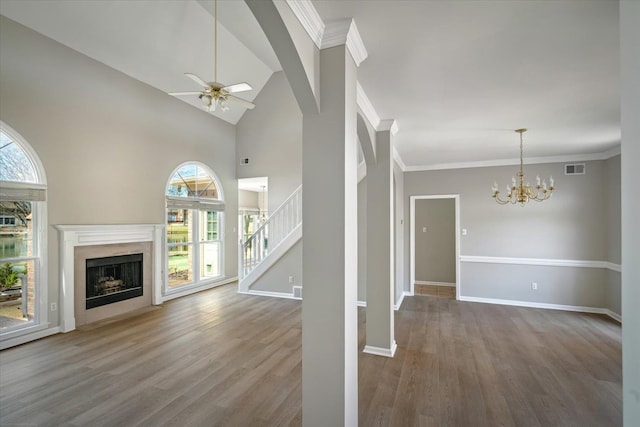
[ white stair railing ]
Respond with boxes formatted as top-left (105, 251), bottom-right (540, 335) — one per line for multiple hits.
top-left (240, 185), bottom-right (302, 279)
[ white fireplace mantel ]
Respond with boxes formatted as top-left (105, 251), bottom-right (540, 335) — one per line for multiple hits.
top-left (55, 224), bottom-right (164, 332)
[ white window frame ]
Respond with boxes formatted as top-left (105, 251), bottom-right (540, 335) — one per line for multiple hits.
top-left (0, 121), bottom-right (49, 343)
top-left (164, 162), bottom-right (225, 297)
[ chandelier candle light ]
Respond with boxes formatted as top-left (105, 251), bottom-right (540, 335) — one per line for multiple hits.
top-left (491, 128), bottom-right (555, 206)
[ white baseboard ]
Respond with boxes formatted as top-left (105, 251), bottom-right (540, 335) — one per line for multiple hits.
top-left (239, 289), bottom-right (298, 300)
top-left (459, 296), bottom-right (622, 323)
top-left (162, 276), bottom-right (238, 302)
top-left (363, 340), bottom-right (397, 358)
top-left (604, 309), bottom-right (622, 323)
top-left (415, 281), bottom-right (456, 287)
top-left (356, 293), bottom-right (408, 311)
top-left (0, 326), bottom-right (61, 350)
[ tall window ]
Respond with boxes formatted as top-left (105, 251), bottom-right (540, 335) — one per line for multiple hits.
top-left (166, 163), bottom-right (224, 292)
top-left (0, 123), bottom-right (47, 337)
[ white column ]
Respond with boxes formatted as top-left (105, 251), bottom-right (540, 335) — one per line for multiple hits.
top-left (364, 124), bottom-right (396, 357)
top-left (302, 44), bottom-right (359, 427)
top-left (621, 1), bottom-right (640, 423)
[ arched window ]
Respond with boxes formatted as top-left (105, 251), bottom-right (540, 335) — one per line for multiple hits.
top-left (165, 163), bottom-right (224, 292)
top-left (0, 122), bottom-right (47, 338)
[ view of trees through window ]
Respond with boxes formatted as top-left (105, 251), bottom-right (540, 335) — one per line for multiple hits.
top-left (0, 130), bottom-right (40, 331)
top-left (166, 164), bottom-right (223, 290)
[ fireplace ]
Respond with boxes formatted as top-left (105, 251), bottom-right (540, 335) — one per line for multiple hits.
top-left (86, 253), bottom-right (143, 309)
top-left (55, 224), bottom-right (163, 331)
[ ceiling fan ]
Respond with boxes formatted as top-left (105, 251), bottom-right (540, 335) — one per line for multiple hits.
top-left (168, 0), bottom-right (255, 112)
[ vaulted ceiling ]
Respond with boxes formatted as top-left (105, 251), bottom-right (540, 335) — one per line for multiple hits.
top-left (0, 0), bottom-right (620, 169)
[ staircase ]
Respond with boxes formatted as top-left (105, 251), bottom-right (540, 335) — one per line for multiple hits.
top-left (239, 185), bottom-right (302, 292)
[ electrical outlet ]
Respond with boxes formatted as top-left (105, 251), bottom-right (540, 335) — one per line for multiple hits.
top-left (422, 227), bottom-right (427, 233)
top-left (51, 302), bottom-right (57, 311)
top-left (288, 276), bottom-right (294, 283)
top-left (531, 282), bottom-right (538, 291)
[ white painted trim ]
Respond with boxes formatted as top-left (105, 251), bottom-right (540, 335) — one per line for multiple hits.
top-left (393, 147), bottom-right (407, 172)
top-left (410, 195), bottom-right (461, 300)
top-left (357, 300), bottom-right (367, 307)
top-left (321, 19), bottom-right (368, 67)
top-left (461, 255), bottom-right (622, 272)
top-left (363, 340), bottom-right (397, 358)
top-left (162, 276), bottom-right (237, 302)
top-left (285, 0), bottom-right (324, 49)
top-left (394, 291), bottom-right (410, 311)
top-left (0, 325), bottom-right (60, 351)
top-left (54, 224), bottom-right (165, 332)
top-left (357, 160), bottom-right (367, 183)
top-left (357, 82), bottom-right (380, 130)
top-left (415, 281), bottom-right (456, 287)
top-left (238, 289), bottom-right (298, 300)
top-left (378, 119), bottom-right (399, 136)
top-left (403, 147), bottom-right (622, 172)
top-left (239, 224), bottom-right (302, 292)
top-left (459, 296), bottom-right (622, 323)
top-left (605, 309), bottom-right (622, 323)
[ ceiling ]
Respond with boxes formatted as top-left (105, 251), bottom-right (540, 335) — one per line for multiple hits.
top-left (0, 0), bottom-right (620, 169)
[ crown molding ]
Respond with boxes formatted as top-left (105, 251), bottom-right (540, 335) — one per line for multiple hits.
top-left (403, 147), bottom-right (623, 172)
top-left (356, 82), bottom-right (380, 130)
top-left (285, 0), bottom-right (324, 49)
top-left (393, 147), bottom-right (408, 171)
top-left (321, 19), bottom-right (368, 67)
top-left (378, 119), bottom-right (399, 136)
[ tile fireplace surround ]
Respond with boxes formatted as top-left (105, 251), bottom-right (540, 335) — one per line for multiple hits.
top-left (55, 224), bottom-right (164, 332)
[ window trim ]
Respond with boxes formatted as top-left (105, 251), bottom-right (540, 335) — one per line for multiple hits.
top-left (164, 162), bottom-right (225, 296)
top-left (0, 121), bottom-right (48, 341)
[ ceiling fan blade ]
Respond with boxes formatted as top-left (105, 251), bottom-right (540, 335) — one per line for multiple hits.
top-left (168, 91), bottom-right (202, 96)
top-left (185, 73), bottom-right (209, 88)
top-left (228, 95), bottom-right (256, 110)
top-left (223, 82), bottom-right (253, 94)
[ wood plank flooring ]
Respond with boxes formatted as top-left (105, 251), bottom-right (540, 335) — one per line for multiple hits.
top-left (0, 284), bottom-right (622, 426)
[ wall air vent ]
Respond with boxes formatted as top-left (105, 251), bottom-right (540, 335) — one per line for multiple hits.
top-left (240, 157), bottom-right (250, 165)
top-left (564, 163), bottom-right (585, 175)
top-left (293, 286), bottom-right (303, 299)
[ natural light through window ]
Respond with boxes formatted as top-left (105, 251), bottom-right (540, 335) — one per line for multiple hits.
top-left (0, 126), bottom-right (46, 336)
top-left (165, 163), bottom-right (224, 292)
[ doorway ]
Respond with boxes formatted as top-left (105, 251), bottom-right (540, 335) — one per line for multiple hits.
top-left (409, 195), bottom-right (460, 300)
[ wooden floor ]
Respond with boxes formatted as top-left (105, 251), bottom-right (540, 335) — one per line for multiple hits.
top-left (0, 284), bottom-right (622, 426)
top-left (414, 284), bottom-right (456, 299)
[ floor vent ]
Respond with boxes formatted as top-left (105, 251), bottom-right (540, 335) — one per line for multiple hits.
top-left (293, 286), bottom-right (303, 299)
top-left (565, 163), bottom-right (585, 175)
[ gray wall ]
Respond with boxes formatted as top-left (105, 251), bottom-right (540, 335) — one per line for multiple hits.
top-left (603, 155), bottom-right (621, 315)
top-left (358, 177), bottom-right (367, 302)
top-left (621, 3), bottom-right (640, 422)
top-left (394, 160), bottom-right (405, 305)
top-left (250, 240), bottom-right (302, 294)
top-left (238, 189), bottom-right (259, 211)
top-left (236, 71), bottom-right (302, 294)
top-left (237, 71), bottom-right (302, 212)
top-left (414, 199), bottom-right (456, 283)
top-left (0, 17), bottom-right (239, 328)
top-left (404, 159), bottom-right (620, 311)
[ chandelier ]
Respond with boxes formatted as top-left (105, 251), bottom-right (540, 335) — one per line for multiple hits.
top-left (491, 129), bottom-right (554, 205)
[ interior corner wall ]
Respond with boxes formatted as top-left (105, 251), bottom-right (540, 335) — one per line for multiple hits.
top-left (403, 160), bottom-right (617, 309)
top-left (603, 155), bottom-right (621, 315)
top-left (236, 71), bottom-right (302, 212)
top-left (0, 16), bottom-right (239, 331)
